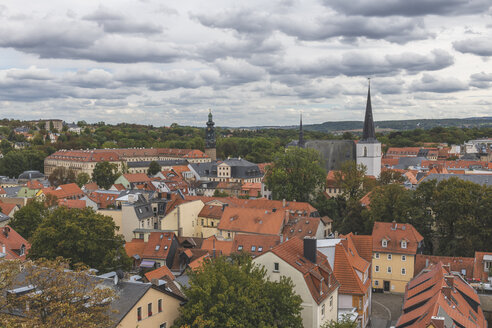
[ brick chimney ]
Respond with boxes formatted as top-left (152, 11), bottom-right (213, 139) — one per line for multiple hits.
top-left (442, 285), bottom-right (452, 299)
top-left (303, 237), bottom-right (317, 263)
top-left (430, 316), bottom-right (445, 328)
top-left (444, 275), bottom-right (454, 288)
top-left (284, 210), bottom-right (290, 225)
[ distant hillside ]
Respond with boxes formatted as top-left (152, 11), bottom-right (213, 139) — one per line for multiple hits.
top-left (249, 117), bottom-right (492, 134)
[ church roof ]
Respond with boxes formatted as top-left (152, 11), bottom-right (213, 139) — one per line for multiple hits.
top-left (361, 83), bottom-right (377, 143)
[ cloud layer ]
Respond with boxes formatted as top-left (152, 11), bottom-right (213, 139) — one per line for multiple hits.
top-left (0, 0), bottom-right (491, 126)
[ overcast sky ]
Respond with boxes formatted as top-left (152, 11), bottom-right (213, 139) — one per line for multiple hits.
top-left (1, 0), bottom-right (491, 127)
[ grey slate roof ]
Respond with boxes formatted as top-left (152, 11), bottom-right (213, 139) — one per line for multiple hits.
top-left (420, 174), bottom-right (492, 186)
top-left (127, 159), bottom-right (188, 168)
top-left (3, 186), bottom-right (22, 197)
top-left (18, 170), bottom-right (45, 180)
top-left (134, 203), bottom-right (154, 220)
top-left (190, 158), bottom-right (263, 179)
top-left (394, 157), bottom-right (426, 170)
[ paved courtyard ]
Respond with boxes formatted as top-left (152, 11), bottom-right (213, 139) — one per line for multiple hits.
top-left (370, 293), bottom-right (404, 328)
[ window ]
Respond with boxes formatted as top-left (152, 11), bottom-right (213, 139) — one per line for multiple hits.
top-left (374, 280), bottom-right (379, 286)
top-left (375, 253), bottom-right (380, 259)
top-left (158, 299), bottom-right (162, 313)
top-left (237, 245), bottom-right (243, 251)
top-left (375, 265), bottom-right (380, 272)
top-left (201, 219), bottom-right (204, 226)
top-left (387, 254), bottom-right (392, 260)
top-left (137, 307), bottom-right (142, 321)
top-left (401, 241), bottom-right (407, 248)
top-left (160, 324), bottom-right (167, 328)
top-left (387, 267), bottom-right (392, 273)
top-left (401, 255), bottom-right (406, 261)
top-left (321, 304), bottom-right (325, 318)
top-left (148, 303), bottom-right (152, 317)
top-left (382, 240), bottom-right (387, 247)
top-left (251, 246), bottom-right (256, 252)
top-left (19, 245), bottom-right (25, 256)
top-left (258, 246), bottom-right (263, 252)
top-left (401, 268), bottom-right (406, 275)
top-left (274, 262), bottom-right (279, 272)
top-left (329, 296), bottom-right (333, 308)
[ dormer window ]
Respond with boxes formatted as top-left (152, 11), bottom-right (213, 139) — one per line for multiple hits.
top-left (401, 241), bottom-right (407, 249)
top-left (19, 244), bottom-right (25, 256)
top-left (382, 239), bottom-right (388, 247)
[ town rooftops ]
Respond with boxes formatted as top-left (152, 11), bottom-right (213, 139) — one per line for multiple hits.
top-left (201, 236), bottom-right (233, 256)
top-left (334, 243), bottom-right (370, 296)
top-left (198, 204), bottom-right (224, 219)
top-left (218, 207), bottom-right (285, 236)
top-left (0, 226), bottom-right (30, 260)
top-left (140, 232), bottom-right (175, 260)
top-left (282, 216), bottom-right (322, 240)
top-left (372, 221), bottom-right (423, 255)
top-left (144, 265), bottom-right (175, 281)
top-left (395, 262), bottom-right (486, 328)
top-left (267, 237), bottom-right (340, 304)
top-left (231, 234), bottom-right (280, 256)
top-left (420, 173), bottom-right (492, 186)
top-left (415, 254), bottom-right (475, 280)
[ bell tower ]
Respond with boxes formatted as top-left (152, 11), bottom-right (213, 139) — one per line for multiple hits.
top-left (356, 79), bottom-right (381, 177)
top-left (205, 109), bottom-right (217, 161)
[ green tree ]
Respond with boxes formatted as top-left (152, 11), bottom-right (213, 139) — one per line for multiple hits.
top-left (321, 314), bottom-right (357, 328)
top-left (0, 149), bottom-right (46, 178)
top-left (213, 189), bottom-right (229, 197)
top-left (334, 161), bottom-right (367, 200)
top-left (147, 160), bottom-right (161, 176)
top-left (28, 207), bottom-right (131, 272)
top-left (265, 147), bottom-right (326, 202)
top-left (378, 169), bottom-right (405, 185)
top-left (76, 172), bottom-right (91, 187)
top-left (173, 255), bottom-right (303, 328)
top-left (48, 167), bottom-right (77, 187)
top-left (9, 199), bottom-right (48, 240)
top-left (367, 184), bottom-right (416, 225)
top-left (92, 161), bottom-right (120, 190)
top-left (1, 258), bottom-right (115, 328)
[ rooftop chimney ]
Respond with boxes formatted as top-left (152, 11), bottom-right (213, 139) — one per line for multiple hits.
top-left (430, 316), bottom-right (445, 328)
top-left (303, 237), bottom-right (317, 263)
top-left (284, 210), bottom-right (290, 225)
top-left (442, 285), bottom-right (452, 299)
top-left (282, 199), bottom-right (286, 208)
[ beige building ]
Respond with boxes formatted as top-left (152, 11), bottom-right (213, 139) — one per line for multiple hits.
top-left (371, 221), bottom-right (424, 293)
top-left (254, 237), bottom-right (340, 328)
top-left (160, 199), bottom-right (205, 237)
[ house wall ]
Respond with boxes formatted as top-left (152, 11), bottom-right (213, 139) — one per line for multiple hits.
top-left (97, 209), bottom-right (125, 239)
top-left (253, 252), bottom-right (338, 328)
top-left (160, 200), bottom-right (204, 237)
top-left (196, 216), bottom-right (220, 238)
top-left (356, 142), bottom-right (381, 178)
top-left (372, 252), bottom-right (414, 293)
top-left (117, 288), bottom-right (181, 328)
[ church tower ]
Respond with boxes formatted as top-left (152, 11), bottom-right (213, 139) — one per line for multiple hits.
top-left (356, 80), bottom-right (381, 177)
top-left (205, 109), bottom-right (217, 161)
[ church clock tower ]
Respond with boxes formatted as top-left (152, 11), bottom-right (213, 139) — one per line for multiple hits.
top-left (205, 109), bottom-right (217, 161)
top-left (356, 80), bottom-right (381, 177)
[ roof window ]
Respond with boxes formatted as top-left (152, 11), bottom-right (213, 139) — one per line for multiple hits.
top-left (155, 245), bottom-right (160, 251)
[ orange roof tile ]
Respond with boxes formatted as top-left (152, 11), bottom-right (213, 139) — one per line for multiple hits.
top-left (201, 236), bottom-right (233, 256)
top-left (282, 217), bottom-right (321, 240)
top-left (123, 173), bottom-right (151, 183)
top-left (0, 187), bottom-right (6, 194)
top-left (83, 182), bottom-right (99, 191)
top-left (0, 226), bottom-right (30, 260)
top-left (188, 253), bottom-right (210, 270)
top-left (111, 183), bottom-right (126, 191)
top-left (0, 201), bottom-right (18, 216)
top-left (372, 221), bottom-right (423, 255)
top-left (58, 199), bottom-right (86, 209)
top-left (348, 234), bottom-right (373, 263)
top-left (26, 180), bottom-right (44, 189)
top-left (414, 254), bottom-right (475, 280)
top-left (124, 239), bottom-right (146, 258)
top-left (142, 232), bottom-right (176, 260)
top-left (144, 266), bottom-right (175, 281)
top-left (198, 205), bottom-right (224, 219)
top-left (218, 207), bottom-right (285, 235)
top-left (333, 243), bottom-right (370, 296)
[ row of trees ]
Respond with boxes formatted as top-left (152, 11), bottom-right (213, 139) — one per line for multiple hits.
top-left (9, 200), bottom-right (131, 272)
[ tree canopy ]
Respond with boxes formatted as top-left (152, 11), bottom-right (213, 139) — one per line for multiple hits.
top-left (147, 160), bottom-right (161, 176)
top-left (28, 207), bottom-right (131, 272)
top-left (0, 258), bottom-right (115, 328)
top-left (265, 147), bottom-right (326, 202)
top-left (173, 254), bottom-right (303, 328)
top-left (92, 161), bottom-right (120, 190)
top-left (9, 199), bottom-right (48, 240)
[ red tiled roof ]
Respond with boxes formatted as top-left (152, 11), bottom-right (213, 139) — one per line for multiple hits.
top-left (198, 205), bottom-right (224, 219)
top-left (0, 187), bottom-right (6, 194)
top-left (231, 234), bottom-right (280, 256)
top-left (124, 239), bottom-right (146, 258)
top-left (385, 147), bottom-right (421, 158)
top-left (414, 254), bottom-right (475, 280)
top-left (334, 243), bottom-right (370, 295)
top-left (218, 207), bottom-right (285, 235)
top-left (360, 191), bottom-right (372, 208)
top-left (83, 182), bottom-right (99, 191)
top-left (396, 262), bottom-right (487, 328)
top-left (144, 266), bottom-right (175, 281)
top-left (268, 237), bottom-right (340, 304)
top-left (142, 232), bottom-right (175, 260)
top-left (201, 236), bottom-right (233, 256)
top-left (372, 221), bottom-right (423, 255)
top-left (0, 226), bottom-right (30, 260)
top-left (282, 217), bottom-right (321, 240)
top-left (188, 253), bottom-right (210, 270)
top-left (58, 199), bottom-right (86, 209)
top-left (348, 234), bottom-right (373, 264)
top-left (0, 201), bottom-right (18, 216)
top-left (123, 173), bottom-right (151, 183)
top-left (111, 183), bottom-right (126, 191)
top-left (45, 183), bottom-right (84, 199)
top-left (87, 191), bottom-right (119, 208)
top-left (381, 158), bottom-right (399, 167)
top-left (26, 180), bottom-right (44, 189)
top-left (474, 251), bottom-right (492, 282)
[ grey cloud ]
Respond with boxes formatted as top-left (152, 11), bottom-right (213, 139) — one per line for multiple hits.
top-left (214, 58), bottom-right (266, 85)
top-left (84, 6), bottom-right (163, 34)
top-left (115, 67), bottom-right (211, 90)
top-left (5, 67), bottom-right (53, 80)
top-left (410, 74), bottom-right (468, 93)
top-left (270, 49), bottom-right (453, 79)
top-left (470, 72), bottom-right (492, 88)
top-left (453, 38), bottom-right (492, 56)
top-left (196, 37), bottom-right (283, 62)
top-left (65, 69), bottom-right (119, 89)
top-left (324, 0), bottom-right (491, 17)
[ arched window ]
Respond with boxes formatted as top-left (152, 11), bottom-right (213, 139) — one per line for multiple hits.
top-left (363, 147), bottom-right (367, 157)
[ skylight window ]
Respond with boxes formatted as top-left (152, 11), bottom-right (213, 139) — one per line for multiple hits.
top-left (238, 245), bottom-right (243, 251)
top-left (155, 245), bottom-right (160, 251)
top-left (251, 246), bottom-right (256, 252)
top-left (258, 247), bottom-right (263, 252)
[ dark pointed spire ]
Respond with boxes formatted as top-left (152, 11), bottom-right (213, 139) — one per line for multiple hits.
top-left (299, 112), bottom-right (304, 148)
top-left (361, 79), bottom-right (377, 142)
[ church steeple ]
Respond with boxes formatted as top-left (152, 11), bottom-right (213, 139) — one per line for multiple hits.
top-left (299, 112), bottom-right (304, 148)
top-left (205, 109), bottom-right (217, 161)
top-left (361, 79), bottom-right (377, 142)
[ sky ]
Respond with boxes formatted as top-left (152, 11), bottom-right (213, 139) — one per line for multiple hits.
top-left (0, 0), bottom-right (491, 127)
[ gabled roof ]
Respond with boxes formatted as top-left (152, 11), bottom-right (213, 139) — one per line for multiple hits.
top-left (0, 226), bottom-right (30, 260)
top-left (348, 234), bottom-right (373, 263)
top-left (0, 201), bottom-right (18, 216)
top-left (372, 221), bottom-right (423, 255)
top-left (201, 236), bottom-right (233, 256)
top-left (218, 207), bottom-right (285, 236)
top-left (58, 199), bottom-right (86, 209)
top-left (83, 182), bottom-right (99, 192)
top-left (396, 262), bottom-right (486, 328)
top-left (334, 243), bottom-right (370, 296)
top-left (142, 232), bottom-right (175, 260)
top-left (267, 237), bottom-right (340, 304)
top-left (124, 239), bottom-right (146, 259)
top-left (198, 205), bottom-right (224, 219)
top-left (144, 266), bottom-right (175, 281)
top-left (282, 217), bottom-right (321, 240)
top-left (26, 180), bottom-right (44, 189)
top-left (415, 254), bottom-right (475, 280)
top-left (122, 173), bottom-right (151, 183)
